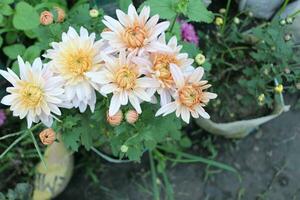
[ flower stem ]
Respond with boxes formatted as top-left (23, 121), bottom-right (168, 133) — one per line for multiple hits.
top-left (169, 13), bottom-right (179, 33)
top-left (221, 0), bottom-right (232, 34)
top-left (149, 151), bottom-right (160, 200)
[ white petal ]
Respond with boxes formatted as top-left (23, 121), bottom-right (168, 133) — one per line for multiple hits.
top-left (155, 102), bottom-right (177, 116)
top-left (133, 88), bottom-right (151, 102)
top-left (109, 93), bottom-right (121, 116)
top-left (129, 94), bottom-right (142, 113)
top-left (189, 67), bottom-right (204, 83)
top-left (181, 107), bottom-right (190, 123)
top-left (170, 64), bottom-right (185, 88)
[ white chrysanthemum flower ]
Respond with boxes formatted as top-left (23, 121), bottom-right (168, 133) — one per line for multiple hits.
top-left (86, 51), bottom-right (159, 116)
top-left (0, 56), bottom-right (65, 128)
top-left (44, 26), bottom-right (108, 113)
top-left (155, 65), bottom-right (217, 123)
top-left (101, 4), bottom-right (170, 54)
top-left (133, 35), bottom-right (194, 106)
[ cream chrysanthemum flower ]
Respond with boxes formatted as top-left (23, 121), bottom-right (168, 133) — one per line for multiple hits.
top-left (101, 4), bottom-right (170, 54)
top-left (156, 65), bottom-right (217, 123)
top-left (44, 26), bottom-right (108, 113)
top-left (133, 35), bottom-right (194, 106)
top-left (86, 51), bottom-right (159, 116)
top-left (0, 56), bottom-right (64, 128)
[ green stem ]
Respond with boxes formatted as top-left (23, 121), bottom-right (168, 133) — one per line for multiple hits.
top-left (221, 0), bottom-right (232, 34)
top-left (0, 130), bottom-right (26, 141)
top-left (149, 151), bottom-right (160, 200)
top-left (29, 129), bottom-right (47, 169)
top-left (279, 0), bottom-right (290, 15)
top-left (168, 13), bottom-right (179, 33)
top-left (0, 132), bottom-right (29, 159)
top-left (90, 146), bottom-right (131, 163)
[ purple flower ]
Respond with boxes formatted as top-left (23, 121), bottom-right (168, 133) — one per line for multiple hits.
top-left (0, 110), bottom-right (6, 126)
top-left (180, 21), bottom-right (199, 45)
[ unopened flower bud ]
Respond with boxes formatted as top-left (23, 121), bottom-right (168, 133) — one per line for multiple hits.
top-left (125, 110), bottom-right (139, 124)
top-left (286, 17), bottom-right (293, 24)
top-left (39, 128), bottom-right (56, 145)
top-left (219, 8), bottom-right (226, 14)
top-left (40, 11), bottom-right (53, 25)
top-left (233, 17), bottom-right (240, 24)
top-left (54, 6), bottom-right (65, 22)
top-left (274, 84), bottom-right (283, 93)
top-left (257, 94), bottom-right (265, 104)
top-left (284, 34), bottom-right (291, 41)
top-left (296, 83), bottom-right (300, 90)
top-left (120, 145), bottom-right (128, 153)
top-left (89, 9), bottom-right (99, 18)
top-left (107, 110), bottom-right (123, 126)
top-left (284, 67), bottom-right (291, 74)
top-left (248, 11), bottom-right (253, 17)
top-left (195, 53), bottom-right (206, 65)
top-left (280, 19), bottom-right (286, 25)
top-left (215, 17), bottom-right (224, 26)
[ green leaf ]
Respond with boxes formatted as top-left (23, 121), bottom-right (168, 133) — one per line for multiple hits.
top-left (3, 44), bottom-right (26, 59)
top-left (0, 4), bottom-right (13, 16)
top-left (186, 0), bottom-right (214, 23)
top-left (80, 127), bottom-right (93, 150)
top-left (23, 45), bottom-right (41, 63)
top-left (13, 2), bottom-right (40, 30)
top-left (118, 0), bottom-right (132, 12)
top-left (0, 36), bottom-right (3, 48)
top-left (180, 41), bottom-right (198, 58)
top-left (2, 0), bottom-right (14, 4)
top-left (140, 0), bottom-right (176, 20)
top-left (62, 130), bottom-right (81, 152)
top-left (179, 137), bottom-right (192, 148)
top-left (5, 31), bottom-right (17, 44)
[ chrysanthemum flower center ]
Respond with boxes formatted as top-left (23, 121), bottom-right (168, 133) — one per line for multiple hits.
top-left (152, 54), bottom-right (179, 87)
top-left (66, 50), bottom-right (92, 76)
top-left (115, 66), bottom-right (137, 90)
top-left (21, 83), bottom-right (44, 108)
top-left (123, 25), bottom-right (147, 48)
top-left (179, 85), bottom-right (202, 108)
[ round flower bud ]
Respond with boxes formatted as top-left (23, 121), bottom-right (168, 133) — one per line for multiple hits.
top-left (233, 17), bottom-right (240, 24)
top-left (107, 110), bottom-right (123, 126)
top-left (39, 128), bottom-right (56, 145)
top-left (215, 17), bottom-right (224, 26)
top-left (296, 83), bottom-right (300, 90)
top-left (257, 94), bottom-right (265, 104)
top-left (284, 67), bottom-right (291, 74)
top-left (286, 17), bottom-right (293, 24)
top-left (54, 6), bottom-right (65, 23)
top-left (284, 34), bottom-right (291, 41)
top-left (274, 84), bottom-right (283, 93)
top-left (195, 53), bottom-right (206, 65)
top-left (120, 145), bottom-right (129, 153)
top-left (280, 19), bottom-right (286, 25)
top-left (125, 110), bottom-right (139, 124)
top-left (219, 8), bottom-right (226, 14)
top-left (248, 11), bottom-right (253, 17)
top-left (40, 11), bottom-right (53, 25)
top-left (89, 9), bottom-right (99, 18)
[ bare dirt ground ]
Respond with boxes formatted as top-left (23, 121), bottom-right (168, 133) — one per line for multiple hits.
top-left (56, 102), bottom-right (300, 200)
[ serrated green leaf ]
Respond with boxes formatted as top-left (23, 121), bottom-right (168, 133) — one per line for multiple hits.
top-left (61, 130), bottom-right (81, 152)
top-left (186, 0), bottom-right (214, 23)
top-left (13, 2), bottom-right (40, 30)
top-left (3, 44), bottom-right (26, 59)
top-left (140, 0), bottom-right (176, 20)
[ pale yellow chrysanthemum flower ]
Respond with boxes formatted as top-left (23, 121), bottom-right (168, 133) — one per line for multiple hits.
top-left (133, 34), bottom-right (194, 106)
top-left (156, 65), bottom-right (217, 123)
top-left (86, 51), bottom-right (159, 116)
top-left (44, 26), bottom-right (110, 113)
top-left (0, 56), bottom-right (65, 128)
top-left (101, 4), bottom-right (170, 54)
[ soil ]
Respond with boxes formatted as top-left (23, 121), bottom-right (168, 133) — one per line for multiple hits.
top-left (55, 96), bottom-right (300, 200)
